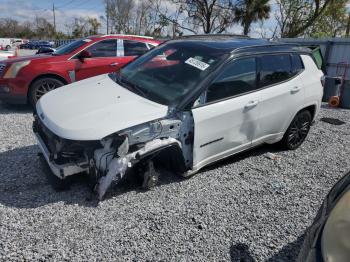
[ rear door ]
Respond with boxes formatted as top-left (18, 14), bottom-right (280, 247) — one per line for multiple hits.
top-left (117, 39), bottom-right (150, 66)
top-left (253, 54), bottom-right (305, 145)
top-left (192, 57), bottom-right (261, 169)
top-left (74, 39), bottom-right (121, 81)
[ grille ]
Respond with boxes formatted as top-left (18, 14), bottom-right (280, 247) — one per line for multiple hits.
top-left (0, 63), bottom-right (6, 76)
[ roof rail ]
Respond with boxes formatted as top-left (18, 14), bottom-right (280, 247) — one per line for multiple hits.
top-left (232, 42), bottom-right (311, 55)
top-left (176, 34), bottom-right (250, 39)
top-left (101, 34), bottom-right (154, 39)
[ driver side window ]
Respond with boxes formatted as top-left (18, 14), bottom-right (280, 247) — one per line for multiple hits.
top-left (206, 57), bottom-right (257, 103)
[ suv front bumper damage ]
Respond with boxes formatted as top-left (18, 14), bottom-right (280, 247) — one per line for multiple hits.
top-left (34, 132), bottom-right (89, 178)
top-left (34, 113), bottom-right (192, 200)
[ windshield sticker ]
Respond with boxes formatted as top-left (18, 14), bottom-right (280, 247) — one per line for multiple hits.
top-left (185, 57), bottom-right (210, 71)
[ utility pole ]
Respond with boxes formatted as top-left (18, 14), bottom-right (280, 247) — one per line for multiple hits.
top-left (106, 1), bottom-right (109, 34)
top-left (346, 13), bottom-right (350, 37)
top-left (53, 3), bottom-right (56, 36)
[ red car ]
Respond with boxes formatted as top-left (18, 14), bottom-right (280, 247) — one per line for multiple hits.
top-left (0, 35), bottom-right (161, 106)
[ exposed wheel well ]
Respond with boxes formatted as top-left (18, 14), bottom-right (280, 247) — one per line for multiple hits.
top-left (300, 105), bottom-right (316, 120)
top-left (149, 145), bottom-right (187, 175)
top-left (27, 74), bottom-right (68, 100)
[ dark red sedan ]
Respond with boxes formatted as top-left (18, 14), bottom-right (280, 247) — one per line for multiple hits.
top-left (0, 35), bottom-right (161, 106)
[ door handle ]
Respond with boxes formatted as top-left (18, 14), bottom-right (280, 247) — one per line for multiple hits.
top-left (244, 100), bottom-right (259, 109)
top-left (110, 62), bottom-right (119, 67)
top-left (291, 86), bottom-right (301, 93)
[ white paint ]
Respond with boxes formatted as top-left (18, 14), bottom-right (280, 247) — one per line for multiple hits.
top-left (192, 92), bottom-right (260, 170)
top-left (190, 54), bottom-right (323, 173)
top-left (36, 74), bottom-right (168, 141)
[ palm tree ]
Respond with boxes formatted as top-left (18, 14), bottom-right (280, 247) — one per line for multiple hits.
top-left (234, 0), bottom-right (271, 36)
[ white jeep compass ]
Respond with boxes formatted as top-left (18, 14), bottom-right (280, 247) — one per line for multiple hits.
top-left (33, 35), bottom-right (324, 199)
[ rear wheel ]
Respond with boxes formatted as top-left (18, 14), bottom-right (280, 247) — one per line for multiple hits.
top-left (28, 77), bottom-right (65, 107)
top-left (280, 110), bottom-right (312, 150)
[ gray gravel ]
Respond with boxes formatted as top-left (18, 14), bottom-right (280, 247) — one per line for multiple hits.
top-left (1, 102), bottom-right (350, 261)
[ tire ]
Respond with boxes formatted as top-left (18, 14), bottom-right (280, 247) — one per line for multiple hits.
top-left (280, 110), bottom-right (312, 150)
top-left (28, 77), bottom-right (65, 107)
top-left (5, 45), bottom-right (11, 50)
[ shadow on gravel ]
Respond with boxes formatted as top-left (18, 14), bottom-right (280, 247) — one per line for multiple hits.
top-left (229, 233), bottom-right (304, 262)
top-left (0, 145), bottom-right (185, 208)
top-left (0, 145), bottom-right (99, 208)
top-left (230, 243), bottom-right (256, 262)
top-left (0, 102), bottom-right (32, 115)
top-left (266, 233), bottom-right (305, 262)
top-left (0, 134), bottom-right (285, 207)
top-left (203, 143), bottom-right (284, 173)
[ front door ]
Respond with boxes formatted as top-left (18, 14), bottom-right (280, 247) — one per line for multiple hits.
top-left (192, 57), bottom-right (261, 169)
top-left (74, 39), bottom-right (121, 81)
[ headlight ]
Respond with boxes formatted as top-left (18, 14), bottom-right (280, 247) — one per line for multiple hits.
top-left (3, 60), bottom-right (30, 78)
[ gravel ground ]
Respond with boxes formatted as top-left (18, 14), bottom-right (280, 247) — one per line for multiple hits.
top-left (0, 102), bottom-right (350, 261)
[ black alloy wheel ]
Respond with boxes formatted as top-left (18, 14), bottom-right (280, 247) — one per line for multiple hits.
top-left (281, 110), bottom-right (312, 150)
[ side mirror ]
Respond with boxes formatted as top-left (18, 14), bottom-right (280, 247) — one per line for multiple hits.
top-left (77, 50), bottom-right (91, 62)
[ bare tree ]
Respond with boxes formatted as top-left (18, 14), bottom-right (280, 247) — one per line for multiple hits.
top-left (276, 0), bottom-right (333, 38)
top-left (104, 0), bottom-right (135, 34)
top-left (34, 17), bottom-right (55, 39)
top-left (154, 0), bottom-right (236, 34)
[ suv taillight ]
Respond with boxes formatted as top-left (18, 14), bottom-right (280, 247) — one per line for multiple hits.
top-left (321, 75), bottom-right (325, 87)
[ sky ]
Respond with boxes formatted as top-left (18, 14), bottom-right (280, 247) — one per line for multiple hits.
top-left (0, 0), bottom-right (279, 37)
top-left (0, 0), bottom-right (106, 32)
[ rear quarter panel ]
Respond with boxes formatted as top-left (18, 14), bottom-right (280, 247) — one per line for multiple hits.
top-left (300, 54), bottom-right (324, 119)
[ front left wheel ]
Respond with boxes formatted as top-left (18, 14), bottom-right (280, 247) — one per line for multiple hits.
top-left (280, 110), bottom-right (312, 150)
top-left (28, 77), bottom-right (65, 107)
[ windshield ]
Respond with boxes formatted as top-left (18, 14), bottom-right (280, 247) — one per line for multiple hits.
top-left (117, 42), bottom-right (228, 106)
top-left (53, 39), bottom-right (91, 55)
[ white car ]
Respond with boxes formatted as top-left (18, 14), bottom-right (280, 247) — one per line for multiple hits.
top-left (33, 36), bottom-right (324, 199)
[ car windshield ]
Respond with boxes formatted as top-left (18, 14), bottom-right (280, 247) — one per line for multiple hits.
top-left (53, 39), bottom-right (90, 55)
top-left (116, 42), bottom-right (228, 106)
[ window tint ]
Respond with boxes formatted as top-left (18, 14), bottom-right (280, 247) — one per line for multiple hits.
top-left (291, 54), bottom-right (304, 74)
top-left (85, 39), bottom-right (118, 57)
top-left (124, 40), bottom-right (149, 56)
top-left (259, 54), bottom-right (292, 87)
top-left (206, 57), bottom-right (257, 103)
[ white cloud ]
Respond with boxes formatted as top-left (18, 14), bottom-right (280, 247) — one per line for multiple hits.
top-left (0, 0), bottom-right (104, 33)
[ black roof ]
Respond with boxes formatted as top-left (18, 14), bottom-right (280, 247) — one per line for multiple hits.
top-left (169, 36), bottom-right (310, 55)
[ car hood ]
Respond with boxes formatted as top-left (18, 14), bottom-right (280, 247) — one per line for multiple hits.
top-left (2, 54), bottom-right (63, 64)
top-left (36, 74), bottom-right (169, 141)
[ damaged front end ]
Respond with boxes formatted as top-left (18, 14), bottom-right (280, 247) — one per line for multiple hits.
top-left (33, 112), bottom-right (194, 199)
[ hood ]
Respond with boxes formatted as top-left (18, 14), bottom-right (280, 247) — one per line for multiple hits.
top-left (36, 74), bottom-right (169, 141)
top-left (2, 54), bottom-right (61, 64)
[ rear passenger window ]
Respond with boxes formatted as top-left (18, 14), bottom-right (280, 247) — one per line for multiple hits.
top-left (259, 54), bottom-right (292, 87)
top-left (206, 57), bottom-right (257, 103)
top-left (124, 40), bottom-right (149, 56)
top-left (86, 39), bottom-right (118, 57)
top-left (291, 54), bottom-right (304, 74)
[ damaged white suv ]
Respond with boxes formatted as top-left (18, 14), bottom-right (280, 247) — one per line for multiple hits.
top-left (33, 36), bottom-right (324, 199)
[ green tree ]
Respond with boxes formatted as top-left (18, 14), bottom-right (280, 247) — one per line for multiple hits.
top-left (276, 0), bottom-right (334, 38)
top-left (307, 0), bottom-right (349, 37)
top-left (234, 0), bottom-right (271, 36)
